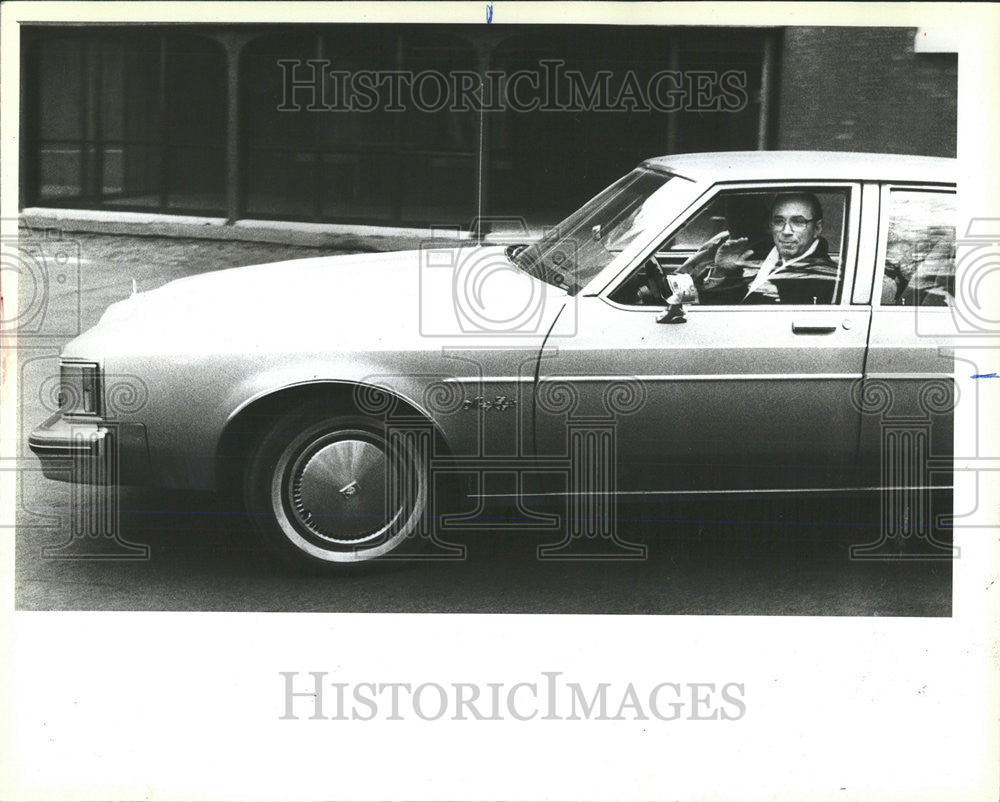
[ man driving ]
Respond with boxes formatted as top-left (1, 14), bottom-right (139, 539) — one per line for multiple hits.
top-left (684, 192), bottom-right (839, 305)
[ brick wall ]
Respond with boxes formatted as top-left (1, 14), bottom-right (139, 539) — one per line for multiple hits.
top-left (775, 27), bottom-right (956, 157)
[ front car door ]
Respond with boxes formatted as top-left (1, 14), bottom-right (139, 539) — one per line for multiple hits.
top-left (534, 180), bottom-right (872, 497)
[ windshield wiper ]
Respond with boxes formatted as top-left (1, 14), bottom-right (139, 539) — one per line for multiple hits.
top-left (506, 242), bottom-right (577, 293)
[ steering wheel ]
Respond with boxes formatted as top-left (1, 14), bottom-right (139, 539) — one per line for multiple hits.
top-left (643, 258), bottom-right (670, 304)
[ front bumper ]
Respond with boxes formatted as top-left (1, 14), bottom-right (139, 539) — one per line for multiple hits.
top-left (29, 412), bottom-right (151, 485)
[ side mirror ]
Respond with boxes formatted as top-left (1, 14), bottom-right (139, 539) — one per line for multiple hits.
top-left (656, 273), bottom-right (698, 324)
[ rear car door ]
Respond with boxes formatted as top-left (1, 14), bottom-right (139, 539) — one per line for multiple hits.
top-left (856, 184), bottom-right (957, 493)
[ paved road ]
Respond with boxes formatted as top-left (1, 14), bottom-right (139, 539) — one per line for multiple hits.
top-left (16, 471), bottom-right (952, 615)
top-left (12, 233), bottom-right (953, 614)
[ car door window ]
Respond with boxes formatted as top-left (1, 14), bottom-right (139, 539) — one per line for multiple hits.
top-left (880, 189), bottom-right (955, 306)
top-left (609, 186), bottom-right (851, 307)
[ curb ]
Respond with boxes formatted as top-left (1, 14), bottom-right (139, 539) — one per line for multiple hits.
top-left (18, 209), bottom-right (477, 252)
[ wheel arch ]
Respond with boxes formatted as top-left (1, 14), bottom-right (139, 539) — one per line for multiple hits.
top-left (215, 380), bottom-right (454, 497)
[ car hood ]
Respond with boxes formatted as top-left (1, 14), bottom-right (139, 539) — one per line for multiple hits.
top-left (63, 246), bottom-right (568, 358)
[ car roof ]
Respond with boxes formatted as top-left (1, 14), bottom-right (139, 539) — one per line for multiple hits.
top-left (642, 150), bottom-right (955, 184)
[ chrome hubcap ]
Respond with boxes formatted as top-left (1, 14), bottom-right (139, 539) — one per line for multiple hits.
top-left (288, 435), bottom-right (400, 544)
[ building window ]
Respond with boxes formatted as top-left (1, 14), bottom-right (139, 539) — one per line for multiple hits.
top-left (241, 27), bottom-right (478, 225)
top-left (488, 27), bottom-right (766, 226)
top-left (23, 25), bottom-right (772, 228)
top-left (24, 29), bottom-right (226, 213)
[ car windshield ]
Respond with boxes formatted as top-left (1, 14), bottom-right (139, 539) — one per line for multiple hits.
top-left (512, 167), bottom-right (677, 294)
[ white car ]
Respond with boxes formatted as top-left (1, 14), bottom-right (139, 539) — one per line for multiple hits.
top-left (31, 151), bottom-right (958, 569)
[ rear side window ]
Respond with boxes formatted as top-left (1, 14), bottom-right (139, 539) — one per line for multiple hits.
top-left (881, 189), bottom-right (955, 306)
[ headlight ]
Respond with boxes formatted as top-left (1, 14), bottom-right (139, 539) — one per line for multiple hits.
top-left (59, 362), bottom-right (101, 416)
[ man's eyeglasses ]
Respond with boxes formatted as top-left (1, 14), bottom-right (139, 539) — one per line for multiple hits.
top-left (770, 216), bottom-right (816, 231)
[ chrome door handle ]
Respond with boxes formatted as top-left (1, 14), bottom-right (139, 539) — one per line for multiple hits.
top-left (792, 320), bottom-right (838, 334)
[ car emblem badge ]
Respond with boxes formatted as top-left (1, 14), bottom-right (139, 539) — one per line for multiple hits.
top-left (462, 395), bottom-right (517, 411)
top-left (339, 481), bottom-right (359, 498)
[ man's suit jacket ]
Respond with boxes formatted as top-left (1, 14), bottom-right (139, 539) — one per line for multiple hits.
top-left (691, 236), bottom-right (839, 305)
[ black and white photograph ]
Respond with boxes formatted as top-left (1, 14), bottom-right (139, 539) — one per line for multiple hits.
top-left (1, 2), bottom-right (997, 800)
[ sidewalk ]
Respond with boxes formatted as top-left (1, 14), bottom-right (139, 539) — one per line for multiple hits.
top-left (16, 231), bottom-right (363, 337)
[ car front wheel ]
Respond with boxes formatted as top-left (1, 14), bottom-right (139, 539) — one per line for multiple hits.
top-left (243, 403), bottom-right (428, 569)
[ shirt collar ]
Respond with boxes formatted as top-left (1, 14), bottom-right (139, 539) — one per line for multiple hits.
top-left (746, 237), bottom-right (822, 297)
top-left (769, 237), bottom-right (820, 268)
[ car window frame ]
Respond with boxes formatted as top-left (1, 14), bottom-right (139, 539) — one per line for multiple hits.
top-left (850, 182), bottom-right (882, 305)
top-left (598, 180), bottom-right (863, 311)
top-left (871, 182), bottom-right (958, 310)
top-left (574, 172), bottom-right (704, 298)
